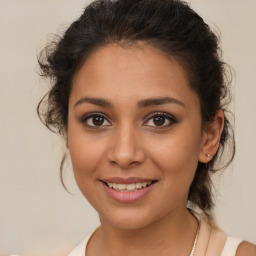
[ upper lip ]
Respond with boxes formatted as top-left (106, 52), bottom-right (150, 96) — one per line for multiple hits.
top-left (100, 177), bottom-right (156, 184)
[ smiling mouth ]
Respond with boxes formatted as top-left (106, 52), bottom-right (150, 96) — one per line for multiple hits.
top-left (102, 181), bottom-right (156, 192)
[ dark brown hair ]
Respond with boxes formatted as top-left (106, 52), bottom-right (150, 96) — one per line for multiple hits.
top-left (38, 0), bottom-right (235, 216)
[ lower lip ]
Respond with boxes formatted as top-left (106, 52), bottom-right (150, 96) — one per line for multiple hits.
top-left (102, 182), bottom-right (155, 203)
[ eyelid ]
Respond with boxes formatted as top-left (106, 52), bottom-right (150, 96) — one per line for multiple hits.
top-left (81, 112), bottom-right (112, 127)
top-left (143, 111), bottom-right (177, 127)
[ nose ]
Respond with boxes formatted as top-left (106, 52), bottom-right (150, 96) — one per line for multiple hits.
top-left (107, 125), bottom-right (146, 169)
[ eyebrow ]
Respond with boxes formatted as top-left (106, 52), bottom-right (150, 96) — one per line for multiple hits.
top-left (137, 97), bottom-right (185, 108)
top-left (74, 97), bottom-right (114, 108)
top-left (74, 96), bottom-right (185, 108)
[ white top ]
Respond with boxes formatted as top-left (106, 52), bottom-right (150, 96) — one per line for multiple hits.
top-left (68, 232), bottom-right (243, 256)
top-left (68, 236), bottom-right (91, 256)
top-left (221, 237), bottom-right (244, 256)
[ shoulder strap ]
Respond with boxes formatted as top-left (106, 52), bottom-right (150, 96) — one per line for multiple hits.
top-left (194, 215), bottom-right (227, 256)
top-left (221, 237), bottom-right (243, 256)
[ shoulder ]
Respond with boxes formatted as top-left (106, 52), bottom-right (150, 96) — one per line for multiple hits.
top-left (236, 241), bottom-right (256, 256)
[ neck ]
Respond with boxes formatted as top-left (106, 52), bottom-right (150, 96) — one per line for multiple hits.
top-left (88, 208), bottom-right (198, 256)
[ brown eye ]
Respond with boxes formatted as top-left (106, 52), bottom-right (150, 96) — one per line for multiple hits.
top-left (92, 116), bottom-right (104, 126)
top-left (82, 113), bottom-right (111, 128)
top-left (153, 116), bottom-right (165, 126)
top-left (143, 112), bottom-right (177, 128)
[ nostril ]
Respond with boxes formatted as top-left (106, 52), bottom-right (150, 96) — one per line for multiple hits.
top-left (109, 160), bottom-right (139, 169)
top-left (108, 154), bottom-right (142, 168)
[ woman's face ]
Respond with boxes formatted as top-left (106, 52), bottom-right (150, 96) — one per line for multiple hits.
top-left (68, 43), bottom-right (206, 229)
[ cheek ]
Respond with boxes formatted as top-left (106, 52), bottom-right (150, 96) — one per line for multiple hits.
top-left (67, 126), bottom-right (105, 188)
top-left (149, 128), bottom-right (201, 186)
top-left (68, 138), bottom-right (106, 208)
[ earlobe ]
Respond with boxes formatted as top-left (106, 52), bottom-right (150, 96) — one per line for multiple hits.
top-left (198, 110), bottom-right (224, 163)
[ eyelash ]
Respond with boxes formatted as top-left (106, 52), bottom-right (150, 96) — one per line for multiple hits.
top-left (143, 112), bottom-right (177, 128)
top-left (81, 113), bottom-right (111, 129)
top-left (80, 112), bottom-right (177, 129)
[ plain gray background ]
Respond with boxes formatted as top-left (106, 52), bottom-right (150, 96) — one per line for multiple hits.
top-left (0, 0), bottom-right (255, 255)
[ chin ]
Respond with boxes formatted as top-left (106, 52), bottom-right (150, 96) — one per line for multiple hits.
top-left (98, 207), bottom-right (163, 231)
top-left (108, 218), bottom-right (153, 230)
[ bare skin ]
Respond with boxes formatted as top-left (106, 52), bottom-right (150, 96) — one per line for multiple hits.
top-left (67, 43), bottom-right (252, 256)
top-left (236, 241), bottom-right (256, 256)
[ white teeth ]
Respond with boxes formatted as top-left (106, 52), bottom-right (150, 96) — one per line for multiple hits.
top-left (106, 181), bottom-right (153, 191)
top-left (142, 182), bottom-right (147, 188)
top-left (126, 183), bottom-right (136, 191)
top-left (117, 184), bottom-right (126, 190)
top-left (135, 183), bottom-right (143, 189)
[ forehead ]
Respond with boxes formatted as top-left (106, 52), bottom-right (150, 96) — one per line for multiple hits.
top-left (70, 43), bottom-right (199, 108)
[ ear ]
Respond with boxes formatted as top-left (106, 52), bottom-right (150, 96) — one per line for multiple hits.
top-left (198, 110), bottom-right (224, 163)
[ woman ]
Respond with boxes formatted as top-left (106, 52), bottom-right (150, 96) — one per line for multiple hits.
top-left (38, 0), bottom-right (256, 255)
